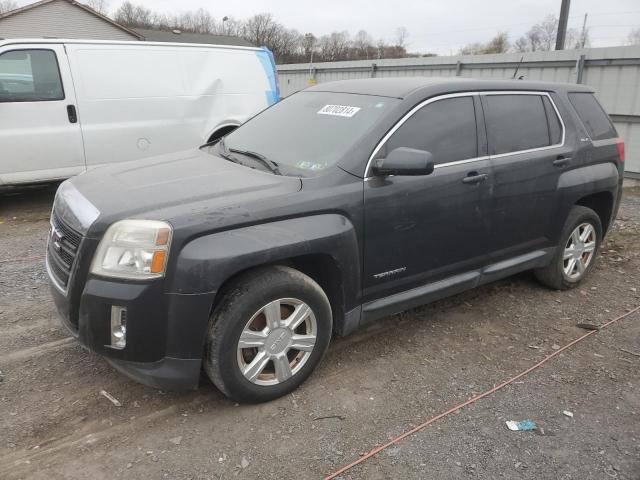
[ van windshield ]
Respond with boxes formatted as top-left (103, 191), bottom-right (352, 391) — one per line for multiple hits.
top-left (211, 91), bottom-right (399, 175)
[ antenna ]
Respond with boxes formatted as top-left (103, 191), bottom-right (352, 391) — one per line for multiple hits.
top-left (512, 55), bottom-right (524, 79)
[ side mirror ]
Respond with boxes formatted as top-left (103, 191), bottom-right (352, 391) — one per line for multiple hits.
top-left (372, 147), bottom-right (435, 176)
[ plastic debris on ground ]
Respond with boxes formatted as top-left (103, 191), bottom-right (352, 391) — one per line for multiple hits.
top-left (563, 410), bottom-right (574, 418)
top-left (506, 420), bottom-right (537, 431)
top-left (576, 323), bottom-right (601, 331)
top-left (100, 389), bottom-right (122, 407)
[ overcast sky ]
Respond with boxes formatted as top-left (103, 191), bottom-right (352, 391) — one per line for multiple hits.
top-left (18, 0), bottom-right (640, 54)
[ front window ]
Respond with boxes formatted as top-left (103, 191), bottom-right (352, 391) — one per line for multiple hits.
top-left (375, 96), bottom-right (478, 165)
top-left (208, 91), bottom-right (399, 176)
top-left (0, 49), bottom-right (64, 102)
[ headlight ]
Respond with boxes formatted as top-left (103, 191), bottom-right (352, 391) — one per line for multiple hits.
top-left (90, 219), bottom-right (172, 279)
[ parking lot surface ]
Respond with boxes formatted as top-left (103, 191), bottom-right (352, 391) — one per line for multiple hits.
top-left (1, 185), bottom-right (639, 480)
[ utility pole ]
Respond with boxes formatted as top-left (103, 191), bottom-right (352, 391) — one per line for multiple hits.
top-left (555, 0), bottom-right (571, 50)
top-left (580, 13), bottom-right (588, 48)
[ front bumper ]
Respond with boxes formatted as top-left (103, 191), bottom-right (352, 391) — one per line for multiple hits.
top-left (49, 274), bottom-right (215, 390)
top-left (106, 356), bottom-right (203, 390)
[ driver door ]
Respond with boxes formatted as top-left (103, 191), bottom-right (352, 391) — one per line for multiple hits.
top-left (363, 94), bottom-right (492, 304)
top-left (0, 44), bottom-right (85, 185)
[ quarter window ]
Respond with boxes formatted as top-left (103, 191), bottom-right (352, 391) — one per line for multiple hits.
top-left (0, 49), bottom-right (64, 102)
top-left (483, 94), bottom-right (552, 155)
top-left (379, 96), bottom-right (478, 165)
top-left (568, 92), bottom-right (617, 140)
top-left (542, 96), bottom-right (563, 145)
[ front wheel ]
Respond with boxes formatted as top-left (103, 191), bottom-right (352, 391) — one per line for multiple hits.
top-left (534, 205), bottom-right (602, 290)
top-left (203, 266), bottom-right (332, 403)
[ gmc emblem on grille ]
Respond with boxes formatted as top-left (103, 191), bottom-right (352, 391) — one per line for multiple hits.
top-left (51, 227), bottom-right (64, 251)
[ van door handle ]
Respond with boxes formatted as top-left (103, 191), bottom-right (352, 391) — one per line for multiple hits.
top-left (462, 172), bottom-right (488, 184)
top-left (67, 104), bottom-right (78, 124)
top-left (553, 156), bottom-right (571, 167)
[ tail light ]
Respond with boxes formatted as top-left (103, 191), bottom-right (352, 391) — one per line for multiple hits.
top-left (616, 138), bottom-right (625, 162)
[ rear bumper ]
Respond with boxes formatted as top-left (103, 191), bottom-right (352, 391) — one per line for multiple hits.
top-left (49, 273), bottom-right (215, 390)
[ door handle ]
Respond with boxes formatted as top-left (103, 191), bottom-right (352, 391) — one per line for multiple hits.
top-left (553, 156), bottom-right (571, 167)
top-left (67, 104), bottom-right (78, 124)
top-left (462, 172), bottom-right (488, 184)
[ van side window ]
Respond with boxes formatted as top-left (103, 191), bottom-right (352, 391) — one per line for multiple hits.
top-left (380, 96), bottom-right (477, 165)
top-left (0, 49), bottom-right (64, 102)
top-left (568, 92), bottom-right (617, 140)
top-left (483, 94), bottom-right (550, 155)
top-left (542, 96), bottom-right (563, 145)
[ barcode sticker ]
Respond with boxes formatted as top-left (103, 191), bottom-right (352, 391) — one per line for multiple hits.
top-left (317, 105), bottom-right (361, 117)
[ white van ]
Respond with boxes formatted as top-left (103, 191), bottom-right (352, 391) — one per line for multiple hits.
top-left (0, 39), bottom-right (280, 185)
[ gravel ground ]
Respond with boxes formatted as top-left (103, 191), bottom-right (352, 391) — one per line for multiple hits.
top-left (0, 185), bottom-right (639, 480)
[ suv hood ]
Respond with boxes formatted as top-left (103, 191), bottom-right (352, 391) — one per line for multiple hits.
top-left (60, 148), bottom-right (302, 236)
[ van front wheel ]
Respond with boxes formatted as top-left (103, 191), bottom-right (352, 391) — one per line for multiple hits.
top-left (203, 266), bottom-right (332, 403)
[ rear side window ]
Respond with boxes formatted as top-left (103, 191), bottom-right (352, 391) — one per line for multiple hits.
top-left (568, 92), bottom-right (617, 140)
top-left (483, 94), bottom-right (551, 155)
top-left (542, 96), bottom-right (563, 145)
top-left (380, 96), bottom-right (477, 165)
top-left (0, 49), bottom-right (64, 102)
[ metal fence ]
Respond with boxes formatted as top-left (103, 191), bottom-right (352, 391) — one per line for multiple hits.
top-left (277, 46), bottom-right (640, 176)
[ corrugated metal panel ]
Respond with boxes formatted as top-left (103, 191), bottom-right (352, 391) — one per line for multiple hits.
top-left (0, 0), bottom-right (138, 41)
top-left (278, 46), bottom-right (640, 174)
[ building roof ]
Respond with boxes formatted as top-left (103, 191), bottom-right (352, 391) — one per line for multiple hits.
top-left (306, 77), bottom-right (593, 99)
top-left (134, 28), bottom-right (254, 47)
top-left (0, 0), bottom-right (143, 39)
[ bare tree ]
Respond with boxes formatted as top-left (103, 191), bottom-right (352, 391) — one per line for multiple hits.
top-left (515, 15), bottom-right (582, 52)
top-left (394, 27), bottom-right (408, 49)
top-left (242, 13), bottom-right (281, 47)
top-left (460, 32), bottom-right (509, 55)
top-left (484, 32), bottom-right (509, 53)
top-left (211, 17), bottom-right (244, 37)
top-left (114, 1), bottom-right (154, 28)
top-left (106, 4), bottom-right (420, 63)
top-left (535, 15), bottom-right (558, 51)
top-left (191, 8), bottom-right (214, 34)
top-left (82, 0), bottom-right (108, 15)
top-left (0, 0), bottom-right (17, 14)
top-left (629, 28), bottom-right (640, 45)
top-left (459, 42), bottom-right (485, 55)
top-left (353, 30), bottom-right (373, 59)
top-left (317, 31), bottom-right (350, 62)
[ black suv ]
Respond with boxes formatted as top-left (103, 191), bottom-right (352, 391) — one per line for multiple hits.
top-left (47, 78), bottom-right (625, 403)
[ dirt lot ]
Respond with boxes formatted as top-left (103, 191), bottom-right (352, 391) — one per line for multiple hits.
top-left (1, 184), bottom-right (639, 480)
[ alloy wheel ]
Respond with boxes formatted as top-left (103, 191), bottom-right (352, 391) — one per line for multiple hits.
top-left (563, 222), bottom-right (596, 280)
top-left (236, 298), bottom-right (317, 386)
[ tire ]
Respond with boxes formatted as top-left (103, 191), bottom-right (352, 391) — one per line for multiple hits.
top-left (203, 266), bottom-right (332, 403)
top-left (534, 205), bottom-right (602, 290)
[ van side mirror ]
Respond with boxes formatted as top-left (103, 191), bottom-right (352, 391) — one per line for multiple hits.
top-left (371, 147), bottom-right (435, 176)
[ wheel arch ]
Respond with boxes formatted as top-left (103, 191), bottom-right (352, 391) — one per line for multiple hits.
top-left (205, 123), bottom-right (240, 144)
top-left (168, 214), bottom-right (361, 340)
top-left (208, 254), bottom-right (346, 335)
top-left (575, 191), bottom-right (614, 233)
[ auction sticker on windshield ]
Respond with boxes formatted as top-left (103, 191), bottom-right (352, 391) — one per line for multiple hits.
top-left (317, 105), bottom-right (361, 117)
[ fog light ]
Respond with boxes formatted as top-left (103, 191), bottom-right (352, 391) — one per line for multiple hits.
top-left (110, 306), bottom-right (127, 349)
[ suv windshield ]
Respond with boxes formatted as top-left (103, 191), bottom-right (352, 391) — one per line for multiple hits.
top-left (211, 91), bottom-right (399, 175)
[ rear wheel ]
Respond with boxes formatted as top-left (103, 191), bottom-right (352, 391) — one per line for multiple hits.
top-left (534, 205), bottom-right (602, 290)
top-left (203, 266), bottom-right (332, 403)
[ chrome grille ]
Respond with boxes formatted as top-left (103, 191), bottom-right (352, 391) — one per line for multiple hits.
top-left (47, 211), bottom-right (83, 289)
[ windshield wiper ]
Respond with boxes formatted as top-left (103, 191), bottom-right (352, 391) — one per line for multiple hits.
top-left (229, 148), bottom-right (281, 175)
top-left (215, 137), bottom-right (236, 161)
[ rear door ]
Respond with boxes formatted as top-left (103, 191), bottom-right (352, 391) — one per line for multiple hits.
top-left (481, 92), bottom-right (574, 262)
top-left (0, 44), bottom-right (85, 185)
top-left (363, 94), bottom-right (492, 301)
